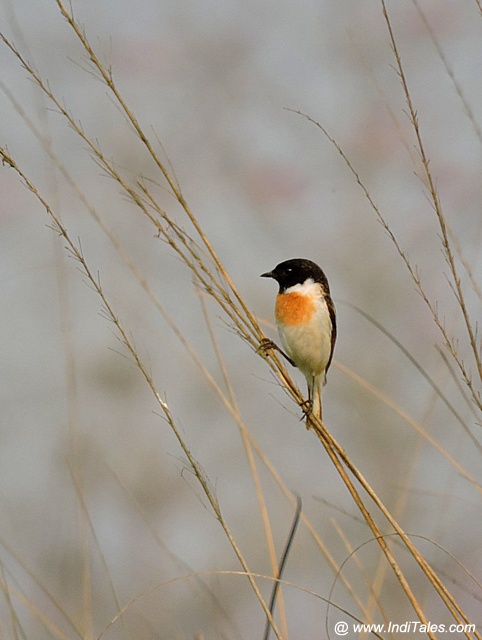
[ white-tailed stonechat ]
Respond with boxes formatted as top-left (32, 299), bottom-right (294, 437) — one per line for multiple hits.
top-left (260, 258), bottom-right (336, 423)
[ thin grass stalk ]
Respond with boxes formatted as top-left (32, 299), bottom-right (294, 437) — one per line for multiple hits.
top-left (330, 519), bottom-right (386, 626)
top-left (95, 570), bottom-right (381, 640)
top-left (289, 106), bottom-right (482, 414)
top-left (4, 31), bottom-right (262, 356)
top-left (0, 146), bottom-right (285, 640)
top-left (310, 422), bottom-right (435, 636)
top-left (243, 429), bottom-right (375, 621)
top-left (309, 414), bottom-right (479, 637)
top-left (362, 391), bottom-right (432, 625)
top-left (0, 535), bottom-right (84, 638)
top-left (343, 302), bottom-right (482, 455)
top-left (412, 0), bottom-right (482, 145)
top-left (54, 0), bottom-right (263, 341)
top-left (2, 6), bottom-right (479, 632)
top-left (69, 464), bottom-right (131, 640)
top-left (380, 0), bottom-right (482, 401)
top-left (199, 295), bottom-right (289, 638)
top-left (0, 564), bottom-right (21, 640)
top-left (319, 496), bottom-right (482, 605)
top-left (0, 578), bottom-right (72, 640)
top-left (335, 361), bottom-right (482, 492)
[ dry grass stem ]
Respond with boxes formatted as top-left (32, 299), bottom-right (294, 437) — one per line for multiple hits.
top-left (0, 146), bottom-right (284, 640)
top-left (1, 1), bottom-right (480, 636)
top-left (380, 0), bottom-right (482, 406)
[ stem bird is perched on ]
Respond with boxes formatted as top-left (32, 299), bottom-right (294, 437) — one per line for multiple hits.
top-left (260, 258), bottom-right (336, 424)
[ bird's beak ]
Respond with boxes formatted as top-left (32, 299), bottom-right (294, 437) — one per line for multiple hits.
top-left (261, 270), bottom-right (275, 278)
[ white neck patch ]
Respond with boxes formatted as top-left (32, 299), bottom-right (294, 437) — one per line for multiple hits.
top-left (283, 277), bottom-right (320, 295)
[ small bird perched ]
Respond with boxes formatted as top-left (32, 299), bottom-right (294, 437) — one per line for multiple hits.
top-left (260, 258), bottom-right (336, 423)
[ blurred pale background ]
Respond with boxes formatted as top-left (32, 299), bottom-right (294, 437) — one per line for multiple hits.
top-left (1, 0), bottom-right (482, 638)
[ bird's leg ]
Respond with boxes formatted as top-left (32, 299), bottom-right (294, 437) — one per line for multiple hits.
top-left (258, 339), bottom-right (320, 425)
top-left (299, 398), bottom-right (312, 420)
top-left (302, 376), bottom-right (323, 428)
top-left (257, 338), bottom-right (296, 367)
top-left (300, 378), bottom-right (314, 423)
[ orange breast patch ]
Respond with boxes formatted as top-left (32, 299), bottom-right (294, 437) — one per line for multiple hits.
top-left (275, 292), bottom-right (316, 326)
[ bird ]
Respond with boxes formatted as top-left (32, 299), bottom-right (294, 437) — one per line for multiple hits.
top-left (260, 258), bottom-right (336, 424)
